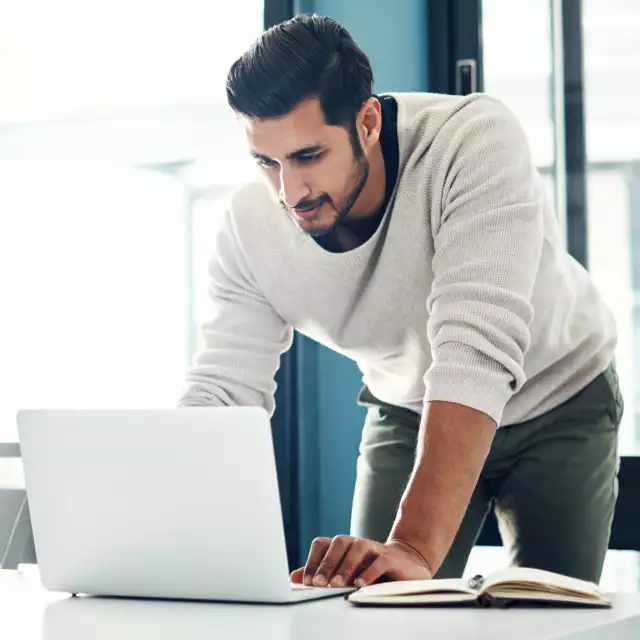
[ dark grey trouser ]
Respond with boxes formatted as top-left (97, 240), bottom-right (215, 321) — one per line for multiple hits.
top-left (350, 363), bottom-right (624, 583)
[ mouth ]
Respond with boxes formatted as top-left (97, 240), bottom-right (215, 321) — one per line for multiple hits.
top-left (293, 203), bottom-right (322, 220)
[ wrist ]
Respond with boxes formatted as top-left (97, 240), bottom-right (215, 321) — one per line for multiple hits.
top-left (388, 492), bottom-right (450, 575)
top-left (387, 535), bottom-right (435, 577)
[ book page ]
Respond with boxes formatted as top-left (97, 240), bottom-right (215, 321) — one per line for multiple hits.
top-left (484, 590), bottom-right (610, 607)
top-left (349, 591), bottom-right (479, 606)
top-left (352, 578), bottom-right (475, 599)
top-left (482, 568), bottom-right (604, 599)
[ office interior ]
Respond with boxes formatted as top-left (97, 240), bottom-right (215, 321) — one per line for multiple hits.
top-left (1, 0), bottom-right (639, 594)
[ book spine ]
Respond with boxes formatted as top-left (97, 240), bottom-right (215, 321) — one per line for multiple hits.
top-left (477, 593), bottom-right (515, 609)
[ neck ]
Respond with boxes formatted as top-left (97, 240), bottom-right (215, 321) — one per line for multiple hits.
top-left (348, 142), bottom-right (386, 220)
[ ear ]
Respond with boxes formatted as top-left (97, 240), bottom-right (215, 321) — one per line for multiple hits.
top-left (357, 97), bottom-right (382, 149)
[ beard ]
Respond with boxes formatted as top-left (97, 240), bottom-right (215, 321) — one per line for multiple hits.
top-left (280, 151), bottom-right (370, 238)
top-left (322, 157), bottom-right (370, 236)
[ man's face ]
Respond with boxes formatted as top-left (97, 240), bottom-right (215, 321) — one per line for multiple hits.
top-left (242, 98), bottom-right (368, 237)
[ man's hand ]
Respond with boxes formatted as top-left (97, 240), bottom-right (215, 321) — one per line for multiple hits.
top-left (290, 401), bottom-right (496, 591)
top-left (289, 536), bottom-right (433, 588)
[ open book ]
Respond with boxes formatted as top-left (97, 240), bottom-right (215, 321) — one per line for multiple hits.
top-left (348, 568), bottom-right (611, 608)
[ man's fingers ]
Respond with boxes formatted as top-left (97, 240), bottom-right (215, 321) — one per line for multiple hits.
top-left (354, 554), bottom-right (389, 587)
top-left (302, 537), bottom-right (332, 586)
top-left (290, 567), bottom-right (304, 584)
top-left (330, 538), bottom-right (379, 587)
top-left (299, 537), bottom-right (432, 588)
top-left (312, 536), bottom-right (354, 587)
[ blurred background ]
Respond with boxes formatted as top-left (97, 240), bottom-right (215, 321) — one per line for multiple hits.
top-left (0, 0), bottom-right (638, 590)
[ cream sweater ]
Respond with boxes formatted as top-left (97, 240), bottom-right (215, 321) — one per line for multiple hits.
top-left (179, 92), bottom-right (617, 427)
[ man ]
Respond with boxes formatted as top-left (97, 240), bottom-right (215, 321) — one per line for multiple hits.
top-left (179, 14), bottom-right (623, 588)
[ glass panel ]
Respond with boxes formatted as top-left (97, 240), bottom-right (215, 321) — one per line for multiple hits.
top-left (0, 0), bottom-right (264, 512)
top-left (483, 0), bottom-right (640, 455)
top-left (482, 0), bottom-right (555, 169)
top-left (0, 0), bottom-right (264, 463)
top-left (583, 0), bottom-right (640, 455)
top-left (0, 162), bottom-right (189, 487)
top-left (482, 0), bottom-right (560, 246)
top-left (482, 0), bottom-right (640, 590)
top-left (0, 1), bottom-right (264, 123)
top-left (0, 162), bottom-right (189, 442)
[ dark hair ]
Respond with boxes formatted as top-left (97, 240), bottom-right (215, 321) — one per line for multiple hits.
top-left (226, 14), bottom-right (374, 134)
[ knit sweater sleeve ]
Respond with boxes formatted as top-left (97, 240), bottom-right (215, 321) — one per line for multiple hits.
top-left (178, 207), bottom-right (293, 414)
top-left (424, 97), bottom-right (544, 425)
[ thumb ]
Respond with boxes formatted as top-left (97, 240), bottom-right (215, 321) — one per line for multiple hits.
top-left (290, 567), bottom-right (305, 584)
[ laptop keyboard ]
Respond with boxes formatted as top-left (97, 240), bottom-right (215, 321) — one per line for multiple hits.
top-left (291, 584), bottom-right (314, 591)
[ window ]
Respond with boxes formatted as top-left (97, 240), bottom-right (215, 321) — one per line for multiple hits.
top-left (481, 0), bottom-right (640, 458)
top-left (464, 0), bottom-right (640, 591)
top-left (0, 1), bottom-right (264, 487)
top-left (583, 0), bottom-right (640, 456)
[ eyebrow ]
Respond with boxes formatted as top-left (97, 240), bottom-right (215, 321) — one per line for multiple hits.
top-left (251, 145), bottom-right (325, 163)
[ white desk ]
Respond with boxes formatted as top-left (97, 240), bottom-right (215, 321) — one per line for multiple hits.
top-left (2, 568), bottom-right (640, 640)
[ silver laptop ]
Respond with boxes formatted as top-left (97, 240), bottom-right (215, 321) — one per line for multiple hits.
top-left (16, 407), bottom-right (354, 603)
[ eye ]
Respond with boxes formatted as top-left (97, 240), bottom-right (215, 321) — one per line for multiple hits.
top-left (297, 152), bottom-right (324, 164)
top-left (256, 157), bottom-right (276, 168)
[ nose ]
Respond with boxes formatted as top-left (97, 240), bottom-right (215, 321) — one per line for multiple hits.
top-left (279, 166), bottom-right (311, 208)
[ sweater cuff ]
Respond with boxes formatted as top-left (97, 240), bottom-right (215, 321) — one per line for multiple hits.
top-left (424, 365), bottom-right (513, 426)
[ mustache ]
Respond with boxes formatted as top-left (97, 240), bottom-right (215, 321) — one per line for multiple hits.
top-left (280, 194), bottom-right (331, 211)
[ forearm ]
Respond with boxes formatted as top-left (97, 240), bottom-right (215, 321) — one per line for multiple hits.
top-left (389, 400), bottom-right (497, 575)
